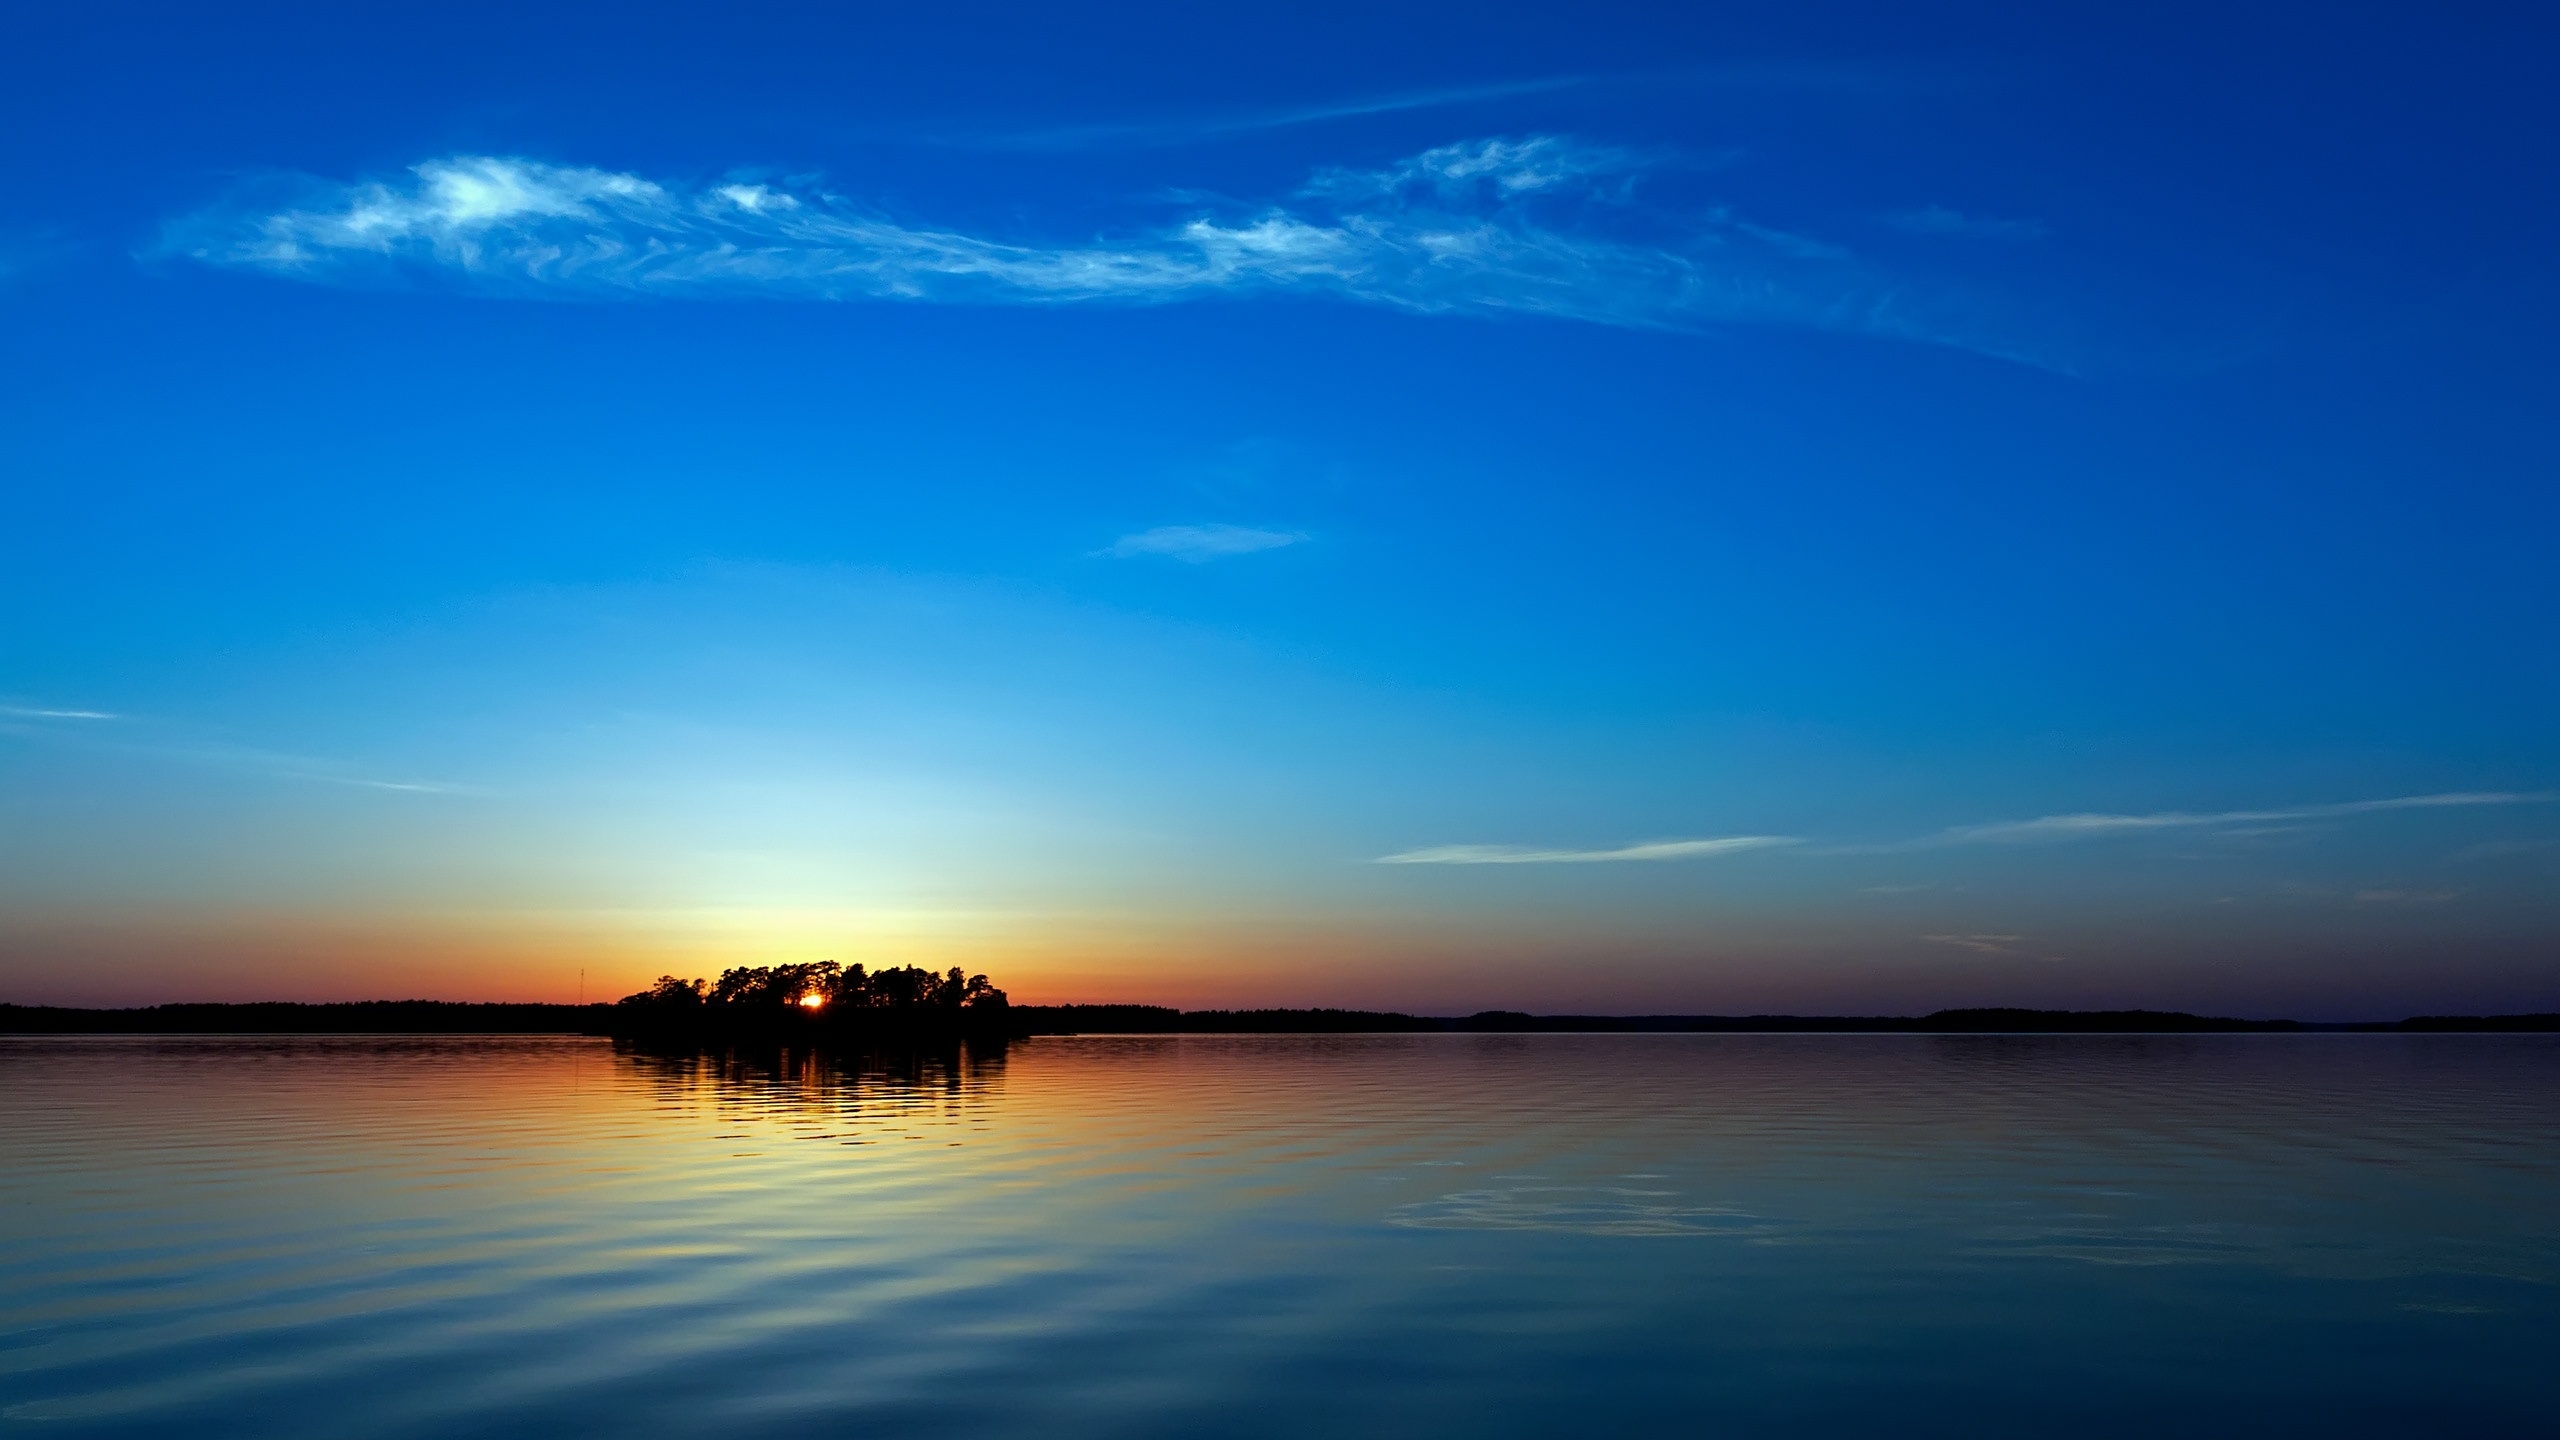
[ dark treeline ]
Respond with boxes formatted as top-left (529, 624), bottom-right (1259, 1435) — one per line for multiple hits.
top-left (6, 999), bottom-right (2556, 1036)
top-left (2399, 1013), bottom-right (2560, 1031)
top-left (1009, 1007), bottom-right (2560, 1034)
top-left (1015, 1005), bottom-right (1433, 1033)
top-left (0, 1001), bottom-right (610, 1034)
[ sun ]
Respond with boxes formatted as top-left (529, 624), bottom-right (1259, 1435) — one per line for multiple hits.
top-left (798, 993), bottom-right (826, 1009)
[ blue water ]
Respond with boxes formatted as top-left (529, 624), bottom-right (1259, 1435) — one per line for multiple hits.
top-left (3, 1033), bottom-right (2556, 1436)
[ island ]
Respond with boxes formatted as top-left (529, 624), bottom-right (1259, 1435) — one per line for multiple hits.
top-left (608, 962), bottom-right (1016, 1041)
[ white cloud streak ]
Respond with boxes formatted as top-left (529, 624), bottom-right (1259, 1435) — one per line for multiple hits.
top-left (1886, 205), bottom-right (2046, 242)
top-left (1921, 933), bottom-right (2024, 955)
top-left (961, 77), bottom-right (1592, 150)
top-left (1101, 524), bottom-right (1306, 562)
top-left (1381, 791), bottom-right (2544, 871)
top-left (0, 710), bottom-right (470, 794)
top-left (1377, 836), bottom-right (1798, 865)
top-left (1924, 791), bottom-right (2541, 846)
top-left (164, 140), bottom-right (2022, 357)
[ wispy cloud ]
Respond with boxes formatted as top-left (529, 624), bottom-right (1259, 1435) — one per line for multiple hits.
top-left (959, 77), bottom-right (1591, 150)
top-left (1923, 792), bottom-right (2541, 847)
top-left (1377, 836), bottom-right (1797, 865)
top-left (0, 708), bottom-right (471, 793)
top-left (963, 60), bottom-right (1943, 152)
top-left (1100, 524), bottom-right (1306, 562)
top-left (1382, 791), bottom-right (2545, 871)
top-left (1886, 205), bottom-right (2045, 242)
top-left (2438, 838), bottom-right (2550, 865)
top-left (0, 228), bottom-right (77, 290)
top-left (1921, 933), bottom-right (2025, 956)
top-left (163, 140), bottom-right (2026, 358)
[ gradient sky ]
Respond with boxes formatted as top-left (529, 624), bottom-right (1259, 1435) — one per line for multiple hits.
top-left (4, 1), bottom-right (2556, 1016)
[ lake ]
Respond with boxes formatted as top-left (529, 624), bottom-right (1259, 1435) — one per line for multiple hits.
top-left (3, 1032), bottom-right (2556, 1437)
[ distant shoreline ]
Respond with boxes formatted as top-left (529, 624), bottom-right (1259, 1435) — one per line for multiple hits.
top-left (3, 1001), bottom-right (2555, 1036)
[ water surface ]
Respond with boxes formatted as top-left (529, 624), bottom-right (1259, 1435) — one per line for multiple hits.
top-left (4, 1033), bottom-right (2556, 1436)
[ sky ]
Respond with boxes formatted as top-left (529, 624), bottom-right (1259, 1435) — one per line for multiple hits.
top-left (3, 0), bottom-right (2556, 1017)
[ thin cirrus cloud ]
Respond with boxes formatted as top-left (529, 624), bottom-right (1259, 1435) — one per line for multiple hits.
top-left (950, 63), bottom-right (1912, 152)
top-left (1376, 836), bottom-right (1800, 865)
top-left (1885, 205), bottom-right (2046, 242)
top-left (0, 707), bottom-right (466, 794)
top-left (1100, 524), bottom-right (1306, 562)
top-left (957, 77), bottom-right (1592, 150)
top-left (1381, 791), bottom-right (2546, 867)
top-left (1919, 791), bottom-right (2542, 846)
top-left (1920, 934), bottom-right (2025, 956)
top-left (161, 138), bottom-right (2027, 359)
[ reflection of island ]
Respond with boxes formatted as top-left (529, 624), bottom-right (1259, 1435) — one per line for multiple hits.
top-left (618, 1026), bottom-right (1003, 1111)
top-left (610, 962), bottom-right (1016, 1040)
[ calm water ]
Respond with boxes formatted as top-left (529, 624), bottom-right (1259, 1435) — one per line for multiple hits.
top-left (3, 1034), bottom-right (2556, 1437)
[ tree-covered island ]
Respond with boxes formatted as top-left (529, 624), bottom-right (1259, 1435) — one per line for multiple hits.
top-left (611, 961), bottom-right (1014, 1040)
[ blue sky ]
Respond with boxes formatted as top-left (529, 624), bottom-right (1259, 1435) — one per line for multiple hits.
top-left (3, 1), bottom-right (2556, 1014)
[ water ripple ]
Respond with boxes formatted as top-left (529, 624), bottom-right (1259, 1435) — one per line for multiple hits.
top-left (4, 1033), bottom-right (2557, 1437)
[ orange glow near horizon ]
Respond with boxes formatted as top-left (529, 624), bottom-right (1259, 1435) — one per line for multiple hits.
top-left (0, 905), bottom-right (1600, 1010)
top-left (10, 902), bottom-right (2537, 1020)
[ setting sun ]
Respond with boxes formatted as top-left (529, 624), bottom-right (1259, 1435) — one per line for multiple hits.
top-left (797, 993), bottom-right (826, 1009)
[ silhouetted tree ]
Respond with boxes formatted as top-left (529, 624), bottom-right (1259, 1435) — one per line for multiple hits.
top-left (620, 975), bottom-right (706, 1011)
top-left (706, 962), bottom-right (841, 1009)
